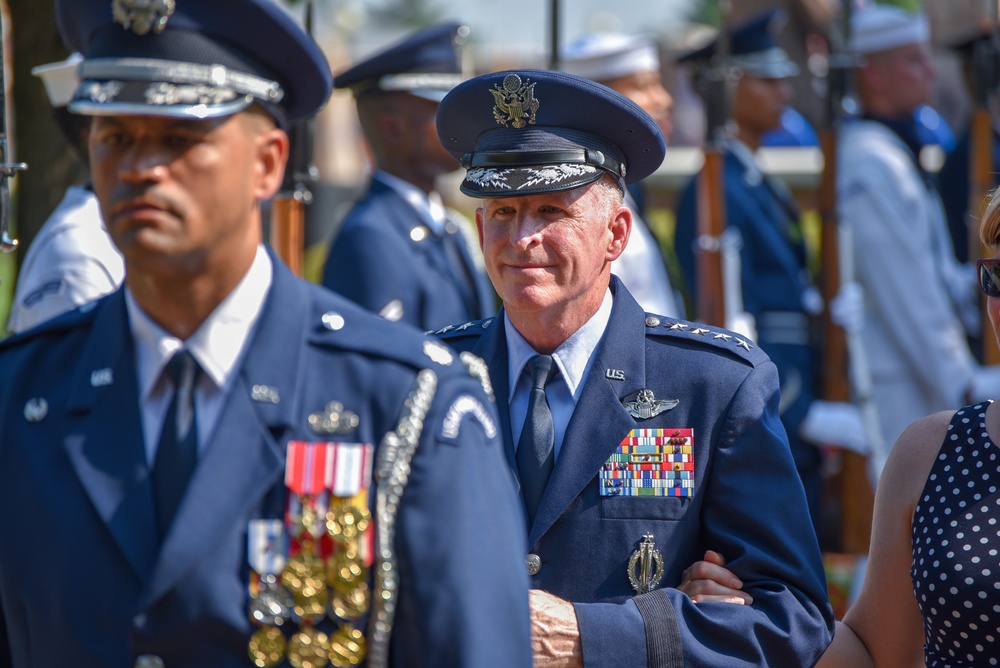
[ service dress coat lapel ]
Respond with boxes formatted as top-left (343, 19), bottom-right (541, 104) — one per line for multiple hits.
top-left (63, 291), bottom-right (157, 584)
top-left (137, 263), bottom-right (308, 608)
top-left (471, 284), bottom-right (654, 542)
top-left (470, 314), bottom-right (516, 474)
top-left (530, 287), bottom-right (647, 544)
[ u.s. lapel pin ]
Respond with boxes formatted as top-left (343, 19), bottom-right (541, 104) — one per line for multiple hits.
top-left (624, 389), bottom-right (678, 420)
top-left (90, 368), bottom-right (114, 387)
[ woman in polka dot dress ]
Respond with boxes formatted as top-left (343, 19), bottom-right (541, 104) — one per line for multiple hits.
top-left (815, 191), bottom-right (1000, 667)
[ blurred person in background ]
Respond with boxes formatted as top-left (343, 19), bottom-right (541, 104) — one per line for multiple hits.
top-left (7, 53), bottom-right (123, 334)
top-left (674, 9), bottom-right (867, 532)
top-left (562, 31), bottom-right (683, 317)
top-left (321, 23), bottom-right (495, 331)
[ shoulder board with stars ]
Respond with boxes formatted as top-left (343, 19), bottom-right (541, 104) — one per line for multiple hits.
top-left (642, 315), bottom-right (766, 367)
top-left (430, 318), bottom-right (494, 340)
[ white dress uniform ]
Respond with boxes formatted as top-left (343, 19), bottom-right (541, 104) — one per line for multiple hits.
top-left (838, 118), bottom-right (977, 479)
top-left (7, 185), bottom-right (124, 333)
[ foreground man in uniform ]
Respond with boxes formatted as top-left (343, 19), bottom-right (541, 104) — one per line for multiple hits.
top-left (0, 1), bottom-right (530, 666)
top-left (435, 69), bottom-right (834, 667)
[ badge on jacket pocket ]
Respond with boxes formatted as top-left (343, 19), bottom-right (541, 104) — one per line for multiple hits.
top-left (599, 429), bottom-right (694, 497)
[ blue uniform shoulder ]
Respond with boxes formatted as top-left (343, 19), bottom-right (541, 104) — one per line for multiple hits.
top-left (0, 297), bottom-right (102, 352)
top-left (642, 314), bottom-right (769, 368)
top-left (304, 282), bottom-right (474, 376)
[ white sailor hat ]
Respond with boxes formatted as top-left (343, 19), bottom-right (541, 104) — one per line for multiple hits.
top-left (849, 4), bottom-right (930, 55)
top-left (561, 33), bottom-right (661, 81)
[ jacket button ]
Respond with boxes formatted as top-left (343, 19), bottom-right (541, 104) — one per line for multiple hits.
top-left (134, 655), bottom-right (165, 668)
top-left (526, 553), bottom-right (542, 576)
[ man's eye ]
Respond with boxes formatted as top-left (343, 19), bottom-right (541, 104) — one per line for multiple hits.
top-left (167, 135), bottom-right (199, 149)
top-left (100, 133), bottom-right (129, 147)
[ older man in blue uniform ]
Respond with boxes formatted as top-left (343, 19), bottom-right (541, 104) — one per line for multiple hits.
top-left (321, 23), bottom-right (495, 330)
top-left (674, 10), bottom-right (866, 535)
top-left (0, 2), bottom-right (531, 667)
top-left (435, 69), bottom-right (834, 666)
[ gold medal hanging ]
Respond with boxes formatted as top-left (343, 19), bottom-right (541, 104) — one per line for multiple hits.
top-left (327, 624), bottom-right (366, 668)
top-left (287, 625), bottom-right (330, 668)
top-left (248, 625), bottom-right (287, 668)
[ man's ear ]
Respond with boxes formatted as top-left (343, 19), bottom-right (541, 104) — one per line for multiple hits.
top-left (254, 127), bottom-right (290, 201)
top-left (608, 204), bottom-right (632, 262)
top-left (475, 207), bottom-right (486, 252)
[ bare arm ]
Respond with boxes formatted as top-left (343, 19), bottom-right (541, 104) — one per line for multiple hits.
top-left (817, 411), bottom-right (952, 668)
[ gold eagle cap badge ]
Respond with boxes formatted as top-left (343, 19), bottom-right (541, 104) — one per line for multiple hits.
top-left (491, 73), bottom-right (539, 129)
top-left (112, 0), bottom-right (176, 36)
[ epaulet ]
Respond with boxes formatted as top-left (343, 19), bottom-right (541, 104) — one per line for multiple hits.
top-left (428, 317), bottom-right (495, 340)
top-left (305, 287), bottom-right (488, 388)
top-left (0, 300), bottom-right (99, 352)
top-left (642, 314), bottom-right (767, 367)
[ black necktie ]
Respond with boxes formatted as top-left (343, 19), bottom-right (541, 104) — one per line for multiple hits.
top-left (153, 349), bottom-right (201, 540)
top-left (516, 355), bottom-right (557, 525)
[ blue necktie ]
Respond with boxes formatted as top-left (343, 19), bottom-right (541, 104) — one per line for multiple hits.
top-left (516, 355), bottom-right (557, 525)
top-left (153, 349), bottom-right (201, 540)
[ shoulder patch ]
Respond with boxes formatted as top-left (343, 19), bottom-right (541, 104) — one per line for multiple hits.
top-left (644, 316), bottom-right (767, 366)
top-left (438, 394), bottom-right (498, 445)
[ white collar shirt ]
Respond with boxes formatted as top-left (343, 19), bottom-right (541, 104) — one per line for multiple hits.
top-left (506, 288), bottom-right (614, 460)
top-left (128, 245), bottom-right (273, 465)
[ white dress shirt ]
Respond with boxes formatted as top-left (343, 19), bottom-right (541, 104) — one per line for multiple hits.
top-left (506, 288), bottom-right (614, 460)
top-left (128, 245), bottom-right (273, 465)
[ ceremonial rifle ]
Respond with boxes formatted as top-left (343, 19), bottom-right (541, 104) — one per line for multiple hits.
top-left (969, 4), bottom-right (1000, 364)
top-left (0, 11), bottom-right (26, 257)
top-left (817, 1), bottom-right (876, 554)
top-left (548, 0), bottom-right (560, 71)
top-left (695, 1), bottom-right (732, 327)
top-left (270, 1), bottom-right (317, 277)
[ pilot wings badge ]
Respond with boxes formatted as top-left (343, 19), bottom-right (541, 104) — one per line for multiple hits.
top-left (491, 74), bottom-right (539, 129)
top-left (624, 389), bottom-right (678, 420)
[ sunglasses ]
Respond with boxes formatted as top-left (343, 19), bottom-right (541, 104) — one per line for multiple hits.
top-left (978, 258), bottom-right (1000, 297)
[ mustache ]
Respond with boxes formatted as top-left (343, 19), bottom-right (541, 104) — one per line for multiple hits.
top-left (108, 188), bottom-right (182, 219)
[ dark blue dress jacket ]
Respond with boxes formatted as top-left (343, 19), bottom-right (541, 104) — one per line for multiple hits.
top-left (0, 254), bottom-right (530, 668)
top-left (437, 277), bottom-right (834, 668)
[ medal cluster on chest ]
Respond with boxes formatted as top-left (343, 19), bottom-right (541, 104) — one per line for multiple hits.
top-left (247, 440), bottom-right (374, 668)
